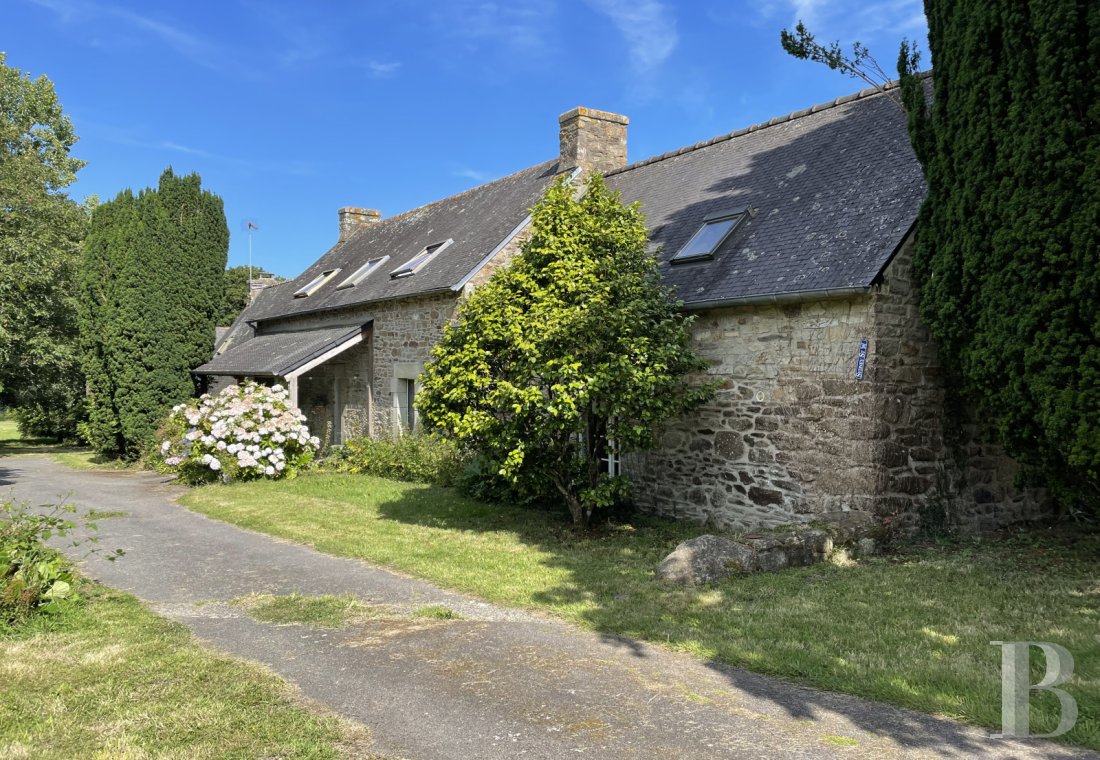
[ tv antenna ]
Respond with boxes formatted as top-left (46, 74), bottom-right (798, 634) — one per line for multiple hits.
top-left (242, 220), bottom-right (259, 291)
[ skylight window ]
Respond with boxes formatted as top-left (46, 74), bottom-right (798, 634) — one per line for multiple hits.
top-left (670, 209), bottom-right (749, 263)
top-left (292, 268), bottom-right (341, 298)
top-left (391, 239), bottom-right (453, 279)
top-left (336, 256), bottom-right (390, 289)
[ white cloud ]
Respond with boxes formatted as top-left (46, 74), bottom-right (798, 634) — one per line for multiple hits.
top-left (585, 0), bottom-right (678, 72)
top-left (28, 0), bottom-right (247, 74)
top-left (160, 141), bottom-right (212, 158)
top-left (779, 0), bottom-right (926, 39)
top-left (452, 167), bottom-right (491, 182)
top-left (364, 60), bottom-right (401, 79)
top-left (432, 1), bottom-right (557, 58)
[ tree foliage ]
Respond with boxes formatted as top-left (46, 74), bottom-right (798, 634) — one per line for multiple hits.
top-left (901, 0), bottom-right (1100, 513)
top-left (79, 169), bottom-right (228, 459)
top-left (784, 3), bottom-right (1100, 512)
top-left (0, 53), bottom-right (88, 438)
top-left (217, 265), bottom-right (283, 326)
top-left (417, 176), bottom-right (714, 526)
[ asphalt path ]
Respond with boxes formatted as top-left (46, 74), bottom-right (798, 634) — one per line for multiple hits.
top-left (4, 455), bottom-right (1092, 759)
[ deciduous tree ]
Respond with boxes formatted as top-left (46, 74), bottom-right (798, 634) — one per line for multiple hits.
top-left (417, 176), bottom-right (713, 526)
top-left (0, 54), bottom-right (88, 438)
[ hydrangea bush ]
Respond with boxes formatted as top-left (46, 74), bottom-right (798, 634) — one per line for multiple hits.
top-left (157, 382), bottom-right (319, 484)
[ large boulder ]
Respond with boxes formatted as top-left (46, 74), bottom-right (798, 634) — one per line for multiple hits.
top-left (655, 535), bottom-right (755, 586)
top-left (656, 529), bottom-right (834, 586)
top-left (740, 529), bottom-right (832, 572)
top-left (816, 510), bottom-right (877, 544)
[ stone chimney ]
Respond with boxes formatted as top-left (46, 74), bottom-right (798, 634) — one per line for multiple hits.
top-left (558, 107), bottom-right (628, 175)
top-left (338, 207), bottom-right (381, 242)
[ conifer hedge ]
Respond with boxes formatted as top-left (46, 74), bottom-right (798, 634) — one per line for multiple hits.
top-left (900, 0), bottom-right (1100, 512)
top-left (79, 169), bottom-right (228, 459)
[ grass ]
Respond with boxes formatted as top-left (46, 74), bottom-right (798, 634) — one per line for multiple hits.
top-left (84, 509), bottom-right (130, 520)
top-left (181, 473), bottom-right (1100, 750)
top-left (0, 583), bottom-right (373, 759)
top-left (0, 418), bottom-right (126, 471)
top-left (238, 593), bottom-right (374, 629)
top-left (0, 418), bottom-right (68, 457)
top-left (51, 450), bottom-right (133, 471)
top-left (412, 605), bottom-right (461, 620)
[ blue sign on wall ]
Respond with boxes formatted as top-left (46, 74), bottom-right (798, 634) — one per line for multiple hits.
top-left (855, 337), bottom-right (869, 381)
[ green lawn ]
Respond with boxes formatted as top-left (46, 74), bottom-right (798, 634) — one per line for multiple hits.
top-left (0, 417), bottom-right (130, 471)
top-left (182, 473), bottom-right (1100, 750)
top-left (0, 418), bottom-right (66, 456)
top-left (0, 583), bottom-right (373, 759)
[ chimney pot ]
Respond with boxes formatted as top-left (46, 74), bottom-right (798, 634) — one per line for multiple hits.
top-left (558, 106), bottom-right (629, 175)
top-left (338, 207), bottom-right (381, 242)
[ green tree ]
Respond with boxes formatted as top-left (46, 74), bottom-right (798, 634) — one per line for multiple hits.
top-left (783, 3), bottom-right (1100, 512)
top-left (79, 169), bottom-right (228, 459)
top-left (417, 176), bottom-right (714, 526)
top-left (217, 265), bottom-right (283, 326)
top-left (0, 54), bottom-right (88, 439)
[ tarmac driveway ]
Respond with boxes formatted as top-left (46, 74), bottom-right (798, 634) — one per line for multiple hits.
top-left (4, 455), bottom-right (1092, 759)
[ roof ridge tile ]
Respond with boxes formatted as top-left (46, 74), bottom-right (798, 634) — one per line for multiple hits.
top-left (605, 72), bottom-right (930, 178)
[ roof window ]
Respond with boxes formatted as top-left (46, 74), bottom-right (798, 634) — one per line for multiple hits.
top-left (336, 256), bottom-right (390, 289)
top-left (292, 268), bottom-right (341, 298)
top-left (670, 208), bottom-right (749, 263)
top-left (391, 239), bottom-right (453, 279)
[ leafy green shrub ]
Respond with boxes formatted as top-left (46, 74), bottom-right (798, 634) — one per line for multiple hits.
top-left (325, 433), bottom-right (467, 487)
top-left (0, 499), bottom-right (120, 626)
top-left (154, 382), bottom-right (319, 485)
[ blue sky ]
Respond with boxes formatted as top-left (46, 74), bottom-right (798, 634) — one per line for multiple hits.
top-left (9, 0), bottom-right (927, 279)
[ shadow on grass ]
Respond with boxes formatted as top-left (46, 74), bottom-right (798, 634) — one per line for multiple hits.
top-left (373, 484), bottom-right (1099, 755)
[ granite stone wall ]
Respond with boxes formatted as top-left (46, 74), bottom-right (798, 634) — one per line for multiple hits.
top-left (232, 292), bottom-right (457, 442)
top-left (630, 236), bottom-right (1048, 533)
top-left (365, 292), bottom-right (458, 437)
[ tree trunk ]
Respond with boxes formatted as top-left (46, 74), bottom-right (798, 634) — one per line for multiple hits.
top-left (550, 471), bottom-right (589, 528)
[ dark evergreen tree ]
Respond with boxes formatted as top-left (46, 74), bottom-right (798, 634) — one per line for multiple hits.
top-left (898, 0), bottom-right (1100, 512)
top-left (79, 169), bottom-right (228, 459)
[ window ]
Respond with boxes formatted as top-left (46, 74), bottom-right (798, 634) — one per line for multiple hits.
top-left (293, 268), bottom-right (341, 298)
top-left (670, 208), bottom-right (749, 263)
top-left (399, 378), bottom-right (416, 432)
top-left (391, 239), bottom-right (453, 278)
top-left (600, 439), bottom-right (622, 476)
top-left (336, 256), bottom-right (390, 289)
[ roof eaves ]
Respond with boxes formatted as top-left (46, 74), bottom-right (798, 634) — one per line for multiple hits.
top-left (683, 285), bottom-right (871, 312)
top-left (274, 325), bottom-right (365, 378)
top-left (252, 286), bottom-right (456, 327)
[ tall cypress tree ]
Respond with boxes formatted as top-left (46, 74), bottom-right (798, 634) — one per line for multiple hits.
top-left (899, 0), bottom-right (1100, 511)
top-left (79, 169), bottom-right (228, 459)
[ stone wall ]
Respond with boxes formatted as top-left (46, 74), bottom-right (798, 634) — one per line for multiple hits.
top-left (558, 107), bottom-right (628, 175)
top-left (631, 236), bottom-right (1048, 533)
top-left (247, 292), bottom-right (457, 442)
top-left (365, 292), bottom-right (458, 437)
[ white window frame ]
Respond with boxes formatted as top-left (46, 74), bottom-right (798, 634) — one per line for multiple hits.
top-left (336, 256), bottom-right (390, 290)
top-left (600, 438), bottom-right (622, 476)
top-left (391, 239), bottom-right (454, 279)
top-left (293, 268), bottom-right (341, 298)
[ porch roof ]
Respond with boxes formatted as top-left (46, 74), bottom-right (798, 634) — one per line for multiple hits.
top-left (193, 325), bottom-right (364, 378)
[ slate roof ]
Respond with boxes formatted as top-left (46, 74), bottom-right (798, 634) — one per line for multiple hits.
top-left (245, 159), bottom-right (565, 324)
top-left (605, 83), bottom-right (926, 308)
top-left (195, 325), bottom-right (363, 377)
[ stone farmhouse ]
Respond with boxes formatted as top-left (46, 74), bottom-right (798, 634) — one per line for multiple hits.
top-left (196, 80), bottom-right (1045, 534)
